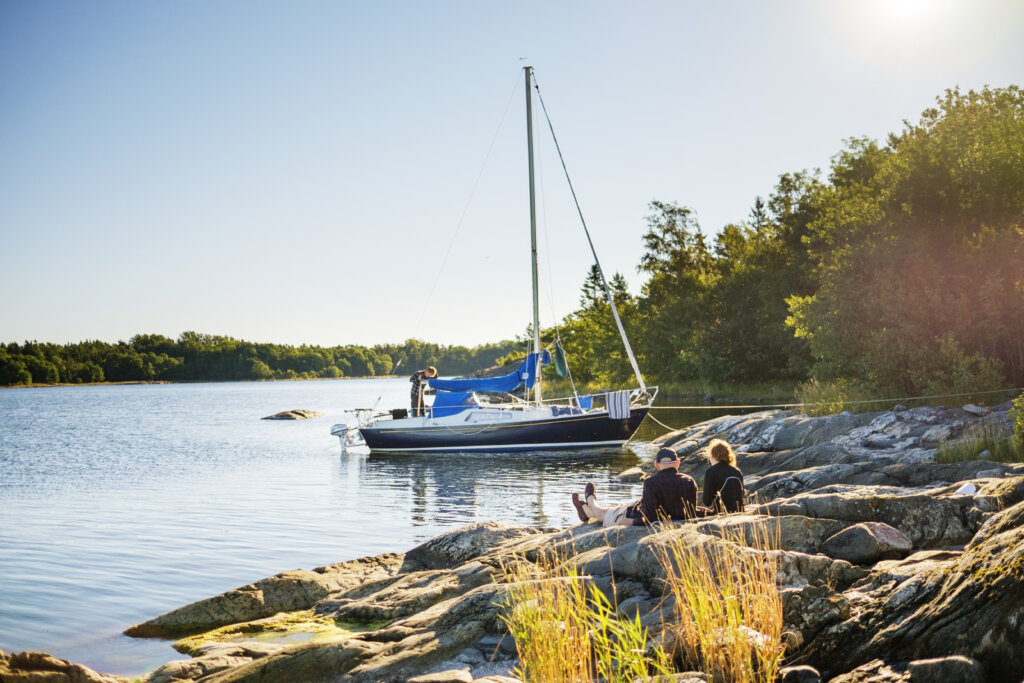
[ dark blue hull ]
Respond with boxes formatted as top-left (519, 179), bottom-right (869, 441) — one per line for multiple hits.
top-left (360, 407), bottom-right (649, 453)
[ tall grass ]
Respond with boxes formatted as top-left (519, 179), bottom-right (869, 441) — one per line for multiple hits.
top-left (651, 525), bottom-right (784, 683)
top-left (499, 524), bottom-right (784, 683)
top-left (1012, 393), bottom-right (1024, 452)
top-left (937, 422), bottom-right (1024, 463)
top-left (498, 552), bottom-right (669, 683)
top-left (792, 378), bottom-right (880, 416)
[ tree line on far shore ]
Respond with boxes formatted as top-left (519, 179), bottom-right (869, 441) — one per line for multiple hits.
top-left (3, 86), bottom-right (1023, 404)
top-left (0, 334), bottom-right (523, 386)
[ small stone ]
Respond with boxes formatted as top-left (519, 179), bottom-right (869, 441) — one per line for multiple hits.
top-left (781, 630), bottom-right (804, 651)
top-left (456, 648), bottom-right (484, 665)
top-left (780, 665), bottom-right (822, 683)
top-left (408, 668), bottom-right (474, 683)
top-left (476, 634), bottom-right (517, 658)
top-left (962, 404), bottom-right (989, 416)
top-left (976, 468), bottom-right (1004, 478)
top-left (953, 482), bottom-right (977, 496)
top-left (977, 449), bottom-right (991, 460)
top-left (619, 466), bottom-right (646, 482)
top-left (907, 655), bottom-right (983, 682)
top-left (616, 596), bottom-right (655, 619)
top-left (892, 404), bottom-right (907, 411)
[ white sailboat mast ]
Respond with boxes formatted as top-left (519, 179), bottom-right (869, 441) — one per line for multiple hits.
top-left (524, 65), bottom-right (542, 403)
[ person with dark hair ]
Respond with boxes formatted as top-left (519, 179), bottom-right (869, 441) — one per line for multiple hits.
top-left (410, 366), bottom-right (437, 416)
top-left (570, 447), bottom-right (698, 526)
top-left (702, 439), bottom-right (745, 513)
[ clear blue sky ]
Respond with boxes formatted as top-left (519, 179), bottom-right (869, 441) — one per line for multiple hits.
top-left (2, 0), bottom-right (1022, 348)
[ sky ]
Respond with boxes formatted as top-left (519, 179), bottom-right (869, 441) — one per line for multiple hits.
top-left (2, 0), bottom-right (1023, 349)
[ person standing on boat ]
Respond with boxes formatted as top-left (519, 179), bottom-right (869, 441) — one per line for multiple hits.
top-left (570, 448), bottom-right (697, 526)
top-left (702, 439), bottom-right (745, 513)
top-left (410, 366), bottom-right (437, 417)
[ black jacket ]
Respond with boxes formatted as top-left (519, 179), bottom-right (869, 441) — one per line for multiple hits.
top-left (702, 462), bottom-right (745, 513)
top-left (635, 467), bottom-right (698, 524)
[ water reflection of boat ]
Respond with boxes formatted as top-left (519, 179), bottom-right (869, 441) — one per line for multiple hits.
top-left (331, 66), bottom-right (655, 453)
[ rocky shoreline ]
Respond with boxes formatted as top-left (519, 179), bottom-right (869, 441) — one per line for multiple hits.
top-left (3, 401), bottom-right (1023, 682)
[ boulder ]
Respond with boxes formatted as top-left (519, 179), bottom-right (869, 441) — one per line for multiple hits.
top-left (260, 409), bottom-right (325, 420)
top-left (821, 523), bottom-right (913, 564)
top-left (779, 665), bottom-right (822, 683)
top-left (407, 668), bottom-right (473, 683)
top-left (906, 655), bottom-right (983, 683)
top-left (618, 466), bottom-right (646, 482)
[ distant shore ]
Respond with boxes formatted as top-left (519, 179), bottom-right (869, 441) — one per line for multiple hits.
top-left (6, 376), bottom-right (403, 389)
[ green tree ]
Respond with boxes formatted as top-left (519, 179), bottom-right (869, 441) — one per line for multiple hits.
top-left (0, 351), bottom-right (32, 385)
top-left (787, 86), bottom-right (1024, 394)
top-left (636, 201), bottom-right (714, 382)
top-left (249, 358), bottom-right (274, 380)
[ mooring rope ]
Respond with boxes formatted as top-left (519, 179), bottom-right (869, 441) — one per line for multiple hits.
top-left (645, 411), bottom-right (685, 434)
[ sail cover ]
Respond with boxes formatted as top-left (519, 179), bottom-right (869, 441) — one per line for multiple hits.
top-left (428, 351), bottom-right (551, 393)
top-left (430, 390), bottom-right (477, 417)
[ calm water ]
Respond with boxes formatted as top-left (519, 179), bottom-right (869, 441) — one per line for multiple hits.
top-left (1, 379), bottom-right (731, 676)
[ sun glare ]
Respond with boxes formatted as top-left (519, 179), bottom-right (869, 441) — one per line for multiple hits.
top-left (873, 0), bottom-right (958, 27)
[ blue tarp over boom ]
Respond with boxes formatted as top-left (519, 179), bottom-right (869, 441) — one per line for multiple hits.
top-left (431, 391), bottom-right (477, 417)
top-left (428, 351), bottom-right (551, 393)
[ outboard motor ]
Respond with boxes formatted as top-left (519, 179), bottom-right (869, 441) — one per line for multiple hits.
top-left (330, 423), bottom-right (363, 452)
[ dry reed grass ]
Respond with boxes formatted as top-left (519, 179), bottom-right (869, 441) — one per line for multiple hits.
top-left (498, 549), bottom-right (669, 683)
top-left (499, 520), bottom-right (784, 683)
top-left (651, 522), bottom-right (785, 683)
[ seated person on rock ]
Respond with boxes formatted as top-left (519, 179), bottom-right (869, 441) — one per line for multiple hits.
top-left (571, 448), bottom-right (698, 526)
top-left (702, 438), bottom-right (745, 513)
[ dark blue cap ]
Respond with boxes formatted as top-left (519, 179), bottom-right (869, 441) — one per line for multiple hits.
top-left (655, 447), bottom-right (679, 463)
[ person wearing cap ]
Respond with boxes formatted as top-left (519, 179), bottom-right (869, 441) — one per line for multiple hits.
top-left (571, 447), bottom-right (698, 526)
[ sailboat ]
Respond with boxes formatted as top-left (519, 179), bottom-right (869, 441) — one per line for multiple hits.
top-left (331, 67), bottom-right (657, 453)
